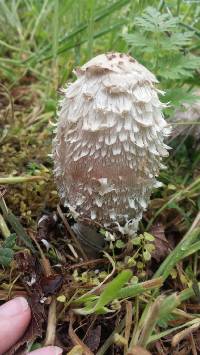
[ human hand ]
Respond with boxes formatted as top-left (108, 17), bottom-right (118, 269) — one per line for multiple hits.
top-left (0, 297), bottom-right (63, 355)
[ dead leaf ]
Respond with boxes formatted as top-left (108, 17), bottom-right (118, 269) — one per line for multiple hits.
top-left (84, 325), bottom-right (101, 352)
top-left (15, 249), bottom-right (36, 273)
top-left (150, 222), bottom-right (171, 262)
top-left (40, 274), bottom-right (63, 296)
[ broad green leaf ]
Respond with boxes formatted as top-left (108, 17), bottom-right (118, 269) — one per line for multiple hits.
top-left (3, 233), bottom-right (16, 249)
top-left (0, 247), bottom-right (14, 266)
top-left (94, 269), bottom-right (132, 310)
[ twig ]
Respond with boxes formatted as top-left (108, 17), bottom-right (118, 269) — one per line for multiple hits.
top-left (124, 301), bottom-right (133, 355)
top-left (137, 296), bottom-right (164, 348)
top-left (190, 334), bottom-right (198, 355)
top-left (30, 232), bottom-right (52, 277)
top-left (171, 321), bottom-right (200, 347)
top-left (44, 296), bottom-right (57, 346)
top-left (0, 176), bottom-right (45, 184)
top-left (129, 297), bottom-right (139, 349)
top-left (67, 258), bottom-right (107, 270)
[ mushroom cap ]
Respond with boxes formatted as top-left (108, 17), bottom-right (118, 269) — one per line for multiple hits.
top-left (53, 52), bottom-right (171, 232)
top-left (76, 53), bottom-right (157, 81)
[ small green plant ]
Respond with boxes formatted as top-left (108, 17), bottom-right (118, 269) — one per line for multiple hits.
top-left (132, 232), bottom-right (155, 262)
top-left (114, 232), bottom-right (156, 276)
top-left (124, 6), bottom-right (200, 113)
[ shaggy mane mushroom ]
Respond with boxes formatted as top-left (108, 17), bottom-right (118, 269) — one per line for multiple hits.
top-left (53, 52), bottom-right (171, 242)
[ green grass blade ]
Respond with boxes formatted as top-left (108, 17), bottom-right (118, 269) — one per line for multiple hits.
top-left (117, 277), bottom-right (163, 299)
top-left (94, 269), bottom-right (132, 310)
top-left (153, 212), bottom-right (200, 281)
top-left (38, 21), bottom-right (125, 63)
top-left (23, 0), bottom-right (130, 64)
top-left (0, 198), bottom-right (36, 252)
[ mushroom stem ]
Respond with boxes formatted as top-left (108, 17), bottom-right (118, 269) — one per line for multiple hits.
top-left (72, 222), bottom-right (105, 258)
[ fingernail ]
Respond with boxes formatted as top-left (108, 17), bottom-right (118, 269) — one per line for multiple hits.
top-left (54, 347), bottom-right (63, 355)
top-left (28, 346), bottom-right (63, 355)
top-left (0, 297), bottom-right (29, 318)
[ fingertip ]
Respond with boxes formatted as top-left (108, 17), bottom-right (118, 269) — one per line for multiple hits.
top-left (28, 346), bottom-right (63, 355)
top-left (0, 297), bottom-right (31, 354)
top-left (0, 297), bottom-right (30, 318)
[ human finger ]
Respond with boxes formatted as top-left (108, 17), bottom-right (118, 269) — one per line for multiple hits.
top-left (0, 297), bottom-right (31, 354)
top-left (28, 345), bottom-right (63, 355)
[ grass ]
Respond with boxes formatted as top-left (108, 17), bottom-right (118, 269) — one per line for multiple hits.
top-left (0, 0), bottom-right (200, 354)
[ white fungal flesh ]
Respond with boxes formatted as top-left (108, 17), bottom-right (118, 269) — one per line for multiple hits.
top-left (53, 53), bottom-right (171, 233)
